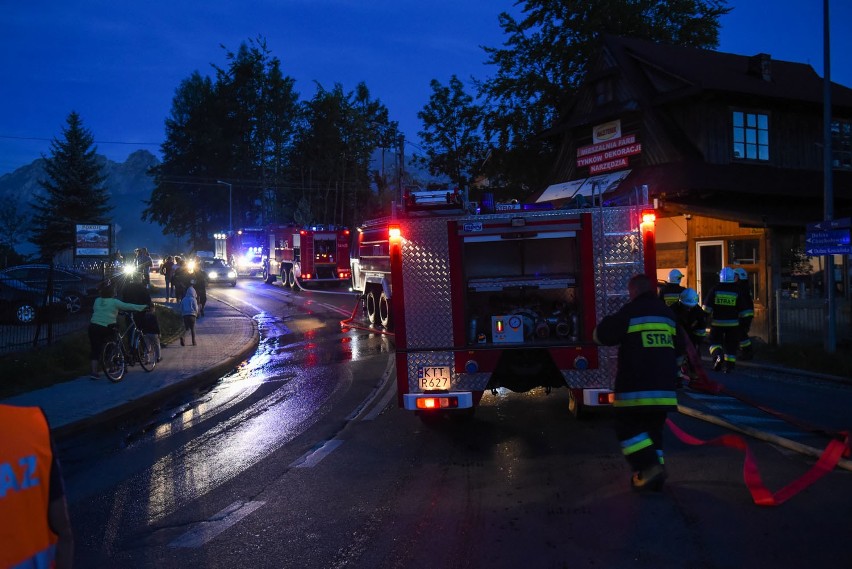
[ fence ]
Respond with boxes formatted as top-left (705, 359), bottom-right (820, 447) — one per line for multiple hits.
top-left (776, 291), bottom-right (852, 345)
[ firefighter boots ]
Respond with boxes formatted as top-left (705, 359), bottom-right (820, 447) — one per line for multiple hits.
top-left (711, 349), bottom-right (724, 372)
top-left (631, 464), bottom-right (667, 492)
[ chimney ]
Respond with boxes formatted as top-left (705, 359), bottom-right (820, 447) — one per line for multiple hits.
top-left (748, 53), bottom-right (772, 82)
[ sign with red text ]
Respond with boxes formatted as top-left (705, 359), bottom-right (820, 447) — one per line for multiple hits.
top-left (577, 133), bottom-right (641, 174)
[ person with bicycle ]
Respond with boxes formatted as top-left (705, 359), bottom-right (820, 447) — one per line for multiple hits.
top-left (88, 282), bottom-right (148, 380)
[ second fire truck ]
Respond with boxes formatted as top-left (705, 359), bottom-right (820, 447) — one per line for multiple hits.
top-left (262, 224), bottom-right (351, 288)
top-left (351, 191), bottom-right (658, 420)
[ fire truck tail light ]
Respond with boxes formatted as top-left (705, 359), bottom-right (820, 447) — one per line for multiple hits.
top-left (641, 210), bottom-right (656, 224)
top-left (416, 397), bottom-right (459, 410)
top-left (388, 225), bottom-right (401, 242)
top-left (599, 392), bottom-right (615, 405)
top-left (303, 273), bottom-right (312, 279)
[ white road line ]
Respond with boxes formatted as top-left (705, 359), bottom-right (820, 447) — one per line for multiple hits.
top-left (362, 387), bottom-right (396, 421)
top-left (169, 500), bottom-right (265, 548)
top-left (290, 439), bottom-right (344, 468)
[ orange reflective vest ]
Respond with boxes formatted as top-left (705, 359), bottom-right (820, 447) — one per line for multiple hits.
top-left (0, 404), bottom-right (57, 569)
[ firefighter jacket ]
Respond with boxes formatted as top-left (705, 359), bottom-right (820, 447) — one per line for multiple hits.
top-left (593, 291), bottom-right (681, 411)
top-left (0, 405), bottom-right (58, 569)
top-left (703, 282), bottom-right (753, 328)
top-left (658, 282), bottom-right (685, 306)
top-left (671, 301), bottom-right (708, 344)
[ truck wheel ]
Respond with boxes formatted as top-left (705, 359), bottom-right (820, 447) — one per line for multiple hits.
top-left (365, 290), bottom-right (379, 325)
top-left (263, 269), bottom-right (275, 284)
top-left (288, 269), bottom-right (297, 289)
top-left (379, 292), bottom-right (393, 330)
top-left (568, 389), bottom-right (588, 420)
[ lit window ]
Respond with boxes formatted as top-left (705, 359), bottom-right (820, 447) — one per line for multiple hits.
top-left (732, 111), bottom-right (769, 161)
top-left (832, 119), bottom-right (852, 170)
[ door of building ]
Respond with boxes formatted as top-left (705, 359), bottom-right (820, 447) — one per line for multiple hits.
top-left (696, 241), bottom-right (724, 302)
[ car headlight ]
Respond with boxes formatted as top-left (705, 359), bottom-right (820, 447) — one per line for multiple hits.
top-left (209, 271), bottom-right (218, 278)
top-left (123, 264), bottom-right (136, 275)
top-left (228, 271), bottom-right (237, 278)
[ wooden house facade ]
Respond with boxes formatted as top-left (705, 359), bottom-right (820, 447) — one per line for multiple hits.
top-left (541, 35), bottom-right (852, 344)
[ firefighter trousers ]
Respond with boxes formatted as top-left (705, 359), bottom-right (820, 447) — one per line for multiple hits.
top-left (615, 409), bottom-right (668, 473)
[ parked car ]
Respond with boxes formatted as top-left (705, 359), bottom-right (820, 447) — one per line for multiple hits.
top-left (150, 254), bottom-right (163, 272)
top-left (0, 264), bottom-right (104, 314)
top-left (0, 276), bottom-right (65, 325)
top-left (200, 258), bottom-right (237, 286)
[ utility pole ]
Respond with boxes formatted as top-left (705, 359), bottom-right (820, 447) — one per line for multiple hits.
top-left (823, 0), bottom-right (836, 353)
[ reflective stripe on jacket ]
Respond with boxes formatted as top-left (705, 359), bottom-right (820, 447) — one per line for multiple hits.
top-left (0, 405), bottom-right (57, 569)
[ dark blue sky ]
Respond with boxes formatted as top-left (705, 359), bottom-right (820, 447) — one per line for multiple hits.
top-left (2, 0), bottom-right (850, 175)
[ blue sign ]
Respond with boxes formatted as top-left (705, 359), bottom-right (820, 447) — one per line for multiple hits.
top-left (805, 225), bottom-right (851, 256)
top-left (806, 217), bottom-right (851, 231)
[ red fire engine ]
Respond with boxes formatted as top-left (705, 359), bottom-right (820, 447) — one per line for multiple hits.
top-left (214, 228), bottom-right (266, 276)
top-left (351, 195), bottom-right (657, 420)
top-left (262, 224), bottom-right (351, 288)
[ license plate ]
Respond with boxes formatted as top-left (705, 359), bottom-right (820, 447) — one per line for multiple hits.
top-left (418, 366), bottom-right (452, 390)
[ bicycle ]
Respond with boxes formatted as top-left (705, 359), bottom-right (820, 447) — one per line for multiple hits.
top-left (101, 311), bottom-right (157, 382)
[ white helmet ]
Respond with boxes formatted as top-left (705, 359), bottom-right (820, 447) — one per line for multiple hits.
top-left (719, 267), bottom-right (735, 283)
top-left (733, 267), bottom-right (748, 281)
top-left (679, 288), bottom-right (699, 307)
top-left (668, 269), bottom-right (684, 283)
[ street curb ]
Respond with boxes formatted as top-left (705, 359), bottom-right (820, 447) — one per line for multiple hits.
top-left (53, 309), bottom-right (260, 440)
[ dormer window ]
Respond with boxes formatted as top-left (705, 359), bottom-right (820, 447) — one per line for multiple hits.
top-left (832, 119), bottom-right (851, 170)
top-left (594, 78), bottom-right (613, 106)
top-left (732, 110), bottom-right (769, 161)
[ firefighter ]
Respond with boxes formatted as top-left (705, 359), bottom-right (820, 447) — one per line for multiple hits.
top-left (733, 267), bottom-right (755, 360)
top-left (671, 288), bottom-right (707, 386)
top-left (658, 269), bottom-right (686, 306)
top-left (0, 404), bottom-right (74, 569)
top-left (593, 274), bottom-right (682, 492)
top-left (703, 267), bottom-right (753, 373)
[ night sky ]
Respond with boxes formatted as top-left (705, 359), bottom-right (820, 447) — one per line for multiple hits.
top-left (2, 0), bottom-right (850, 174)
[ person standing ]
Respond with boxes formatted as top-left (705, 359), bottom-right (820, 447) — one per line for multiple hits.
top-left (593, 273), bottom-right (682, 492)
top-left (161, 255), bottom-right (175, 302)
top-left (179, 282), bottom-right (199, 346)
top-left (658, 269), bottom-right (686, 306)
top-left (89, 283), bottom-right (148, 379)
top-left (703, 267), bottom-right (753, 373)
top-left (137, 247), bottom-right (153, 288)
top-left (172, 257), bottom-right (187, 302)
top-left (733, 267), bottom-right (755, 360)
top-left (138, 305), bottom-right (162, 363)
top-left (194, 263), bottom-right (209, 317)
top-left (0, 404), bottom-right (74, 569)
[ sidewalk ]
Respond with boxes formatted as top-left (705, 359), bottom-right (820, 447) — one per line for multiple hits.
top-left (1, 293), bottom-right (259, 438)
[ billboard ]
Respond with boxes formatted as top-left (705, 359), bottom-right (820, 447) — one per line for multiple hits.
top-left (75, 224), bottom-right (111, 257)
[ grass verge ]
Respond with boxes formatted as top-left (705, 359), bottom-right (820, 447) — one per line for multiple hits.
top-left (0, 304), bottom-right (184, 399)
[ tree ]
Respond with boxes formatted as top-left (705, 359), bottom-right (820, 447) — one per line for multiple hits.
top-left (31, 112), bottom-right (111, 259)
top-left (288, 81), bottom-right (394, 227)
top-left (416, 75), bottom-right (488, 191)
top-left (477, 0), bottom-right (731, 193)
top-left (145, 38), bottom-right (301, 250)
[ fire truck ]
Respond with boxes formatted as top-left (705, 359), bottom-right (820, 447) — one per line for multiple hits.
top-left (262, 224), bottom-right (351, 288)
top-left (351, 195), bottom-right (657, 420)
top-left (214, 228), bottom-right (266, 276)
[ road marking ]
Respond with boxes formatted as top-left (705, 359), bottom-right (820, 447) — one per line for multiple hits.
top-left (290, 438), bottom-right (344, 468)
top-left (169, 500), bottom-right (265, 548)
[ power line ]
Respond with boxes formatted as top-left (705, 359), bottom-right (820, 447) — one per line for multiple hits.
top-left (0, 134), bottom-right (161, 147)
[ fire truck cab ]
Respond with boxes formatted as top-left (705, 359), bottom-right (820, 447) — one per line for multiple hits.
top-left (262, 224), bottom-right (351, 288)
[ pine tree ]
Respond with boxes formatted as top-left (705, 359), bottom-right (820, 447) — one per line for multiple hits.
top-left (31, 112), bottom-right (111, 259)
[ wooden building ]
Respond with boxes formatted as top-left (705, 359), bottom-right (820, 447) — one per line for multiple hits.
top-left (539, 35), bottom-right (852, 344)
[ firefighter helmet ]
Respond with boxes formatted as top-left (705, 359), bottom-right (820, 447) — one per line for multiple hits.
top-left (719, 267), bottom-right (735, 283)
top-left (679, 288), bottom-right (699, 307)
top-left (668, 269), bottom-right (684, 283)
top-left (733, 267), bottom-right (748, 281)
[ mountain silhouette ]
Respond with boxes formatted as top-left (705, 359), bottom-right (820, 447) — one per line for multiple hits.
top-left (0, 150), bottom-right (185, 258)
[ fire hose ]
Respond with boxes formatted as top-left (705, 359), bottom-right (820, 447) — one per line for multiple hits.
top-left (668, 331), bottom-right (851, 506)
